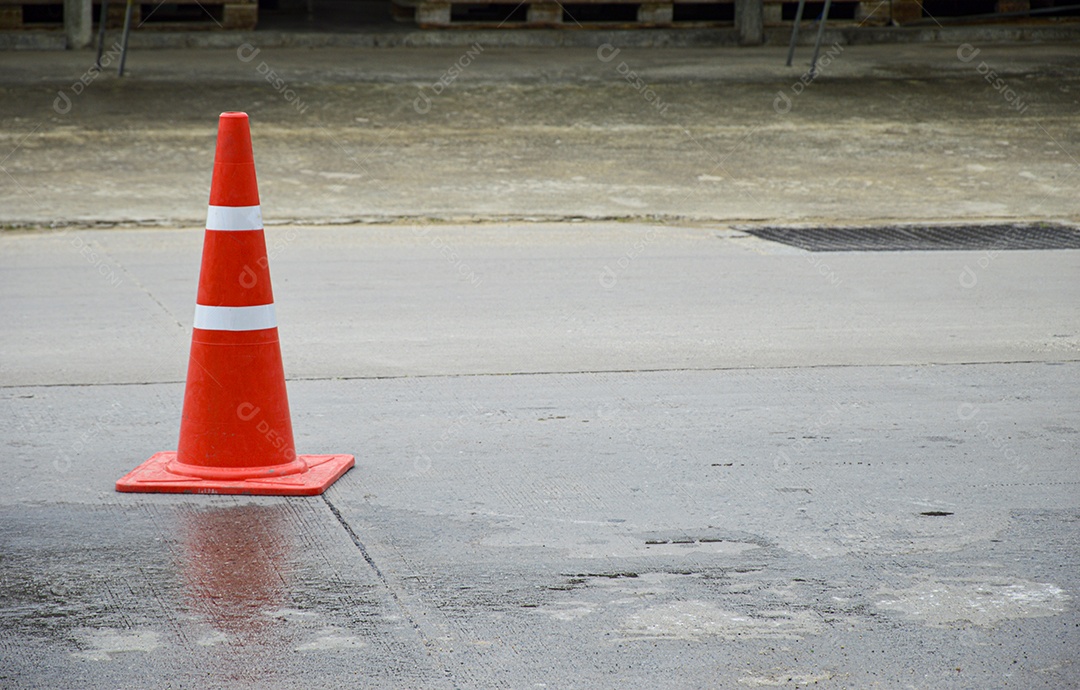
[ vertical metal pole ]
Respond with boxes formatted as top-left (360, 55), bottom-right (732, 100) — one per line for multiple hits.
top-left (786, 0), bottom-right (806, 67)
top-left (117, 0), bottom-right (133, 77)
top-left (95, 0), bottom-right (109, 68)
top-left (809, 0), bottom-right (833, 78)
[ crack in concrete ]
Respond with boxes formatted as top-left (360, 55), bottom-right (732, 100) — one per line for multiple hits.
top-left (4, 358), bottom-right (1078, 390)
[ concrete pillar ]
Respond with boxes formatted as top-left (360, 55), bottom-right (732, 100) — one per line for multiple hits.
top-left (735, 0), bottom-right (764, 45)
top-left (64, 0), bottom-right (93, 49)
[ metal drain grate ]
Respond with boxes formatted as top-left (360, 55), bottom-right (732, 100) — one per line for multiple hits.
top-left (745, 224), bottom-right (1080, 252)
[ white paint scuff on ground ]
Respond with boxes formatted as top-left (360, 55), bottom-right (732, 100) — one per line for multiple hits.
top-left (737, 670), bottom-right (835, 686)
top-left (195, 630), bottom-right (229, 647)
top-left (70, 629), bottom-right (160, 661)
top-left (876, 577), bottom-right (1070, 626)
top-left (532, 601), bottom-right (597, 621)
top-left (263, 607), bottom-right (318, 621)
top-left (295, 628), bottom-right (366, 651)
top-left (621, 600), bottom-right (823, 641)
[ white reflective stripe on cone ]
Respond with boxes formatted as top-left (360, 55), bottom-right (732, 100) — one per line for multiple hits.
top-left (193, 304), bottom-right (277, 331)
top-left (205, 205), bottom-right (263, 231)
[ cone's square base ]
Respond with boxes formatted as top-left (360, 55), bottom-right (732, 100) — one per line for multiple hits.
top-left (116, 452), bottom-right (355, 496)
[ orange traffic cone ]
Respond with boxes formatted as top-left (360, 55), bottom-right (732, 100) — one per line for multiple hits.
top-left (116, 112), bottom-right (354, 496)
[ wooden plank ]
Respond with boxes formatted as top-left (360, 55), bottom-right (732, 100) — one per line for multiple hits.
top-left (104, 2), bottom-right (138, 28)
top-left (0, 7), bottom-right (21, 28)
top-left (890, 0), bottom-right (922, 23)
top-left (856, 0), bottom-right (888, 24)
top-left (394, 0), bottom-right (882, 26)
top-left (995, 0), bottom-right (1028, 12)
top-left (393, 0), bottom-right (730, 30)
top-left (165, 0), bottom-right (257, 4)
top-left (394, 0), bottom-right (729, 7)
top-left (221, 3), bottom-right (257, 29)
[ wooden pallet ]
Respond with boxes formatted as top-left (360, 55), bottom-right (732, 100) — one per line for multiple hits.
top-left (137, 0), bottom-right (257, 30)
top-left (393, 0), bottom-right (741, 27)
top-left (0, 0), bottom-right (55, 29)
top-left (762, 0), bottom-right (872, 25)
top-left (0, 0), bottom-right (256, 30)
top-left (390, 0), bottom-right (934, 27)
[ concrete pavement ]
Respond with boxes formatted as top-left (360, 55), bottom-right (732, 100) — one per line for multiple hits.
top-left (1, 223), bottom-right (1078, 688)
top-left (1, 38), bottom-right (1079, 689)
top-left (1, 223), bottom-right (1079, 386)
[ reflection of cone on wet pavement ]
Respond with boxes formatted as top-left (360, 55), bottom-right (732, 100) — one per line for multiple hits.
top-left (116, 112), bottom-right (353, 496)
top-left (181, 505), bottom-right (288, 639)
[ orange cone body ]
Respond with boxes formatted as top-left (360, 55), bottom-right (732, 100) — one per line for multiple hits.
top-left (116, 112), bottom-right (353, 496)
